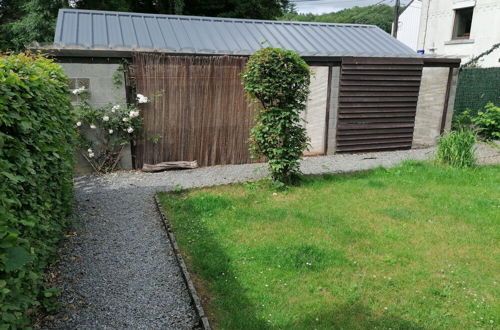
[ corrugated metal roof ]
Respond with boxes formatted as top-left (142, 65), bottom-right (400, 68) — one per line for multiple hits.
top-left (54, 9), bottom-right (418, 57)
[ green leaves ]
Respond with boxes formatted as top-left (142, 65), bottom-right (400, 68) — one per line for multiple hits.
top-left (472, 102), bottom-right (500, 140)
top-left (4, 247), bottom-right (33, 272)
top-left (242, 48), bottom-right (310, 185)
top-left (0, 53), bottom-right (75, 327)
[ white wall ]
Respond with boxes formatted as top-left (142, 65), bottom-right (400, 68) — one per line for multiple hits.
top-left (418, 0), bottom-right (500, 67)
top-left (303, 66), bottom-right (329, 155)
top-left (397, 0), bottom-right (422, 50)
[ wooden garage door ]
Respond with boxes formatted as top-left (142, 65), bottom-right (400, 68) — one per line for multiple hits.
top-left (336, 57), bottom-right (423, 153)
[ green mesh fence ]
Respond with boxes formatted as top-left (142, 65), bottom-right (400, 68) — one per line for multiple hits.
top-left (454, 67), bottom-right (500, 115)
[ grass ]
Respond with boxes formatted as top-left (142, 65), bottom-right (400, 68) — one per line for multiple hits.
top-left (158, 162), bottom-right (500, 329)
top-left (436, 129), bottom-right (476, 168)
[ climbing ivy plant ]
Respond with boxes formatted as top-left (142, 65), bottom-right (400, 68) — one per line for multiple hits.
top-left (242, 47), bottom-right (311, 185)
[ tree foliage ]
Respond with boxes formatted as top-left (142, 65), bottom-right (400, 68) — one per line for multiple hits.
top-left (281, 4), bottom-right (394, 33)
top-left (0, 0), bottom-right (66, 50)
top-left (0, 53), bottom-right (76, 327)
top-left (0, 0), bottom-right (289, 51)
top-left (242, 48), bottom-right (310, 185)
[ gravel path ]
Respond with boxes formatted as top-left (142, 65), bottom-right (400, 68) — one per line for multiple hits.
top-left (45, 144), bottom-right (498, 329)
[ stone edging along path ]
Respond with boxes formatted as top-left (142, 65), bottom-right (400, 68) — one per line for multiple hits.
top-left (154, 196), bottom-right (212, 330)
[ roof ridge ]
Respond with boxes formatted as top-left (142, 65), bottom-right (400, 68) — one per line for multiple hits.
top-left (58, 8), bottom-right (377, 29)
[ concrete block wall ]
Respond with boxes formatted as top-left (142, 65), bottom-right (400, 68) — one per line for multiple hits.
top-left (443, 68), bottom-right (459, 132)
top-left (59, 62), bottom-right (133, 173)
top-left (303, 66), bottom-right (329, 155)
top-left (326, 67), bottom-right (340, 155)
top-left (413, 67), bottom-right (456, 148)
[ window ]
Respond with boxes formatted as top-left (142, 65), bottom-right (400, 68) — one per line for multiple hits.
top-left (452, 7), bottom-right (474, 39)
top-left (69, 78), bottom-right (90, 102)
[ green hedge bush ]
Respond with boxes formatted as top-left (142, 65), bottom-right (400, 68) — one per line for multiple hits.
top-left (0, 53), bottom-right (75, 327)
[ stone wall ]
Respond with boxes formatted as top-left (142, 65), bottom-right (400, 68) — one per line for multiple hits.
top-left (59, 62), bottom-right (133, 173)
top-left (412, 67), bottom-right (458, 148)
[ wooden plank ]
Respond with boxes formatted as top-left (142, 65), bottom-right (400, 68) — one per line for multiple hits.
top-left (338, 117), bottom-right (416, 124)
top-left (338, 133), bottom-right (415, 140)
top-left (340, 96), bottom-right (418, 102)
top-left (339, 102), bottom-right (418, 108)
top-left (336, 138), bottom-right (413, 146)
top-left (340, 85), bottom-right (420, 92)
top-left (341, 64), bottom-right (424, 71)
top-left (342, 57), bottom-right (424, 65)
top-left (340, 75), bottom-right (423, 81)
top-left (341, 80), bottom-right (421, 86)
top-left (336, 144), bottom-right (412, 152)
top-left (338, 123), bottom-right (415, 129)
top-left (339, 107), bottom-right (417, 113)
top-left (340, 91), bottom-right (419, 97)
top-left (338, 112), bottom-right (416, 119)
top-left (337, 127), bottom-right (414, 135)
top-left (341, 70), bottom-right (423, 76)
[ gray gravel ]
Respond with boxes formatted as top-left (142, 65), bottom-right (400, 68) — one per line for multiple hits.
top-left (45, 144), bottom-right (498, 329)
top-left (44, 188), bottom-right (197, 329)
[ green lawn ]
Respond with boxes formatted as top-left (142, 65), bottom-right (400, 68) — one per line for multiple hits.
top-left (158, 162), bottom-right (500, 329)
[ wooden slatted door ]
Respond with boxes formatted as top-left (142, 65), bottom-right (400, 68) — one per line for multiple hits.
top-left (336, 57), bottom-right (423, 153)
top-left (133, 54), bottom-right (254, 168)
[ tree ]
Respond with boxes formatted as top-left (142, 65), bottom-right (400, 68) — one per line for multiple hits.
top-left (0, 0), bottom-right (289, 51)
top-left (174, 0), bottom-right (288, 20)
top-left (0, 0), bottom-right (66, 50)
top-left (242, 48), bottom-right (310, 185)
top-left (281, 5), bottom-right (394, 33)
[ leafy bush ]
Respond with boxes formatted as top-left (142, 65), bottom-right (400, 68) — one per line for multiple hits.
top-left (451, 108), bottom-right (473, 131)
top-left (472, 102), bottom-right (500, 140)
top-left (0, 53), bottom-right (75, 327)
top-left (436, 129), bottom-right (476, 168)
top-left (242, 48), bottom-right (310, 184)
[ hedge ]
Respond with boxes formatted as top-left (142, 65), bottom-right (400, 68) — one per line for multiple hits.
top-left (454, 67), bottom-right (500, 116)
top-left (0, 54), bottom-right (75, 327)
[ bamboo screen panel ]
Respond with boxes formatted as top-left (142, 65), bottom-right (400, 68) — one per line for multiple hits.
top-left (336, 57), bottom-right (423, 153)
top-left (132, 54), bottom-right (254, 168)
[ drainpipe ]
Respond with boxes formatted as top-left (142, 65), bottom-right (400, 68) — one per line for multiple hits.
top-left (418, 0), bottom-right (431, 52)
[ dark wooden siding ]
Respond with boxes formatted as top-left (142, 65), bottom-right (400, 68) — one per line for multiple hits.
top-left (336, 57), bottom-right (423, 153)
top-left (133, 54), bottom-right (254, 168)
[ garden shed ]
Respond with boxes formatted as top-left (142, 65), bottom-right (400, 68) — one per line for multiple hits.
top-left (43, 8), bottom-right (461, 170)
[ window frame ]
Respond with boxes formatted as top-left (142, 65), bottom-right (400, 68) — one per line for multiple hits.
top-left (451, 6), bottom-right (475, 40)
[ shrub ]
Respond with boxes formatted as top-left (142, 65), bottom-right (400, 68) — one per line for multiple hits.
top-left (74, 98), bottom-right (145, 173)
top-left (472, 102), bottom-right (500, 140)
top-left (451, 108), bottom-right (473, 131)
top-left (242, 48), bottom-right (310, 184)
top-left (436, 129), bottom-right (476, 168)
top-left (0, 53), bottom-right (75, 327)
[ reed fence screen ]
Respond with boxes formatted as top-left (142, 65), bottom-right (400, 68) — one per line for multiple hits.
top-left (132, 53), bottom-right (255, 168)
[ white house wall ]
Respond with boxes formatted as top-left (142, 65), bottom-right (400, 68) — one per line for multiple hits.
top-left (417, 0), bottom-right (500, 67)
top-left (397, 0), bottom-right (422, 50)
